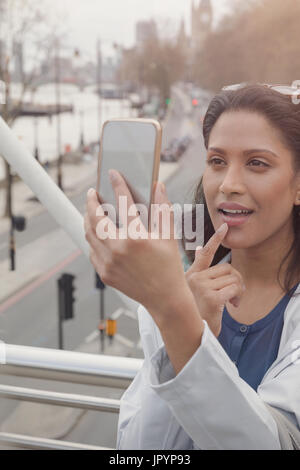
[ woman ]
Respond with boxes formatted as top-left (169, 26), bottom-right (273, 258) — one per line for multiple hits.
top-left (84, 84), bottom-right (300, 449)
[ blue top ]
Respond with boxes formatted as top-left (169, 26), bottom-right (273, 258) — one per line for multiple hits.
top-left (218, 283), bottom-right (299, 391)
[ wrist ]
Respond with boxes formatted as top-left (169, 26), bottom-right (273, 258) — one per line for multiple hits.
top-left (148, 282), bottom-right (204, 332)
top-left (148, 284), bottom-right (205, 375)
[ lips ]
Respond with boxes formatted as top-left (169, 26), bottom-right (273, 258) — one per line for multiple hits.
top-left (218, 208), bottom-right (253, 227)
top-left (218, 208), bottom-right (253, 216)
top-left (218, 202), bottom-right (253, 212)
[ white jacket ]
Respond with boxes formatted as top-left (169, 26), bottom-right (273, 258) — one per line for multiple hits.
top-left (116, 252), bottom-right (300, 450)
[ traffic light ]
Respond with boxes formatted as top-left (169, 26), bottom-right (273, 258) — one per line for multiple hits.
top-left (12, 215), bottom-right (26, 231)
top-left (192, 98), bottom-right (199, 107)
top-left (58, 273), bottom-right (75, 320)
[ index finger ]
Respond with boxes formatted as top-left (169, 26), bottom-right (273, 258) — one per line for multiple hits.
top-left (86, 188), bottom-right (106, 231)
top-left (108, 169), bottom-right (147, 236)
top-left (196, 222), bottom-right (228, 270)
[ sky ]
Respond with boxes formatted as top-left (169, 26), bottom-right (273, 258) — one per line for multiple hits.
top-left (53, 0), bottom-right (231, 60)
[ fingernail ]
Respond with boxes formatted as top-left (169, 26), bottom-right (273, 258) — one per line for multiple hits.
top-left (109, 169), bottom-right (119, 183)
top-left (196, 246), bottom-right (203, 251)
top-left (87, 188), bottom-right (94, 196)
top-left (243, 284), bottom-right (246, 291)
top-left (217, 223), bottom-right (228, 234)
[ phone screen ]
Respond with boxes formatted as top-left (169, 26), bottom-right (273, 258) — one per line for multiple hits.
top-left (97, 120), bottom-right (161, 229)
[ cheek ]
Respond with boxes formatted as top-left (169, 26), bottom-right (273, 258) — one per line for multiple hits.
top-left (254, 174), bottom-right (295, 214)
top-left (202, 171), bottom-right (217, 203)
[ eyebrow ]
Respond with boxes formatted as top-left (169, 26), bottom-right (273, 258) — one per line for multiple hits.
top-left (207, 147), bottom-right (279, 158)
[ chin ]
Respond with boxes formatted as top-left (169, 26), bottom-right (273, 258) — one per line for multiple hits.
top-left (222, 239), bottom-right (253, 250)
top-left (220, 234), bottom-right (251, 250)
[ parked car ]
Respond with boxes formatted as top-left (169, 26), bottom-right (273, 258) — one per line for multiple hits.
top-left (161, 135), bottom-right (193, 162)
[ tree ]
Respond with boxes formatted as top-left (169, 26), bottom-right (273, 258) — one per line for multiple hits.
top-left (117, 21), bottom-right (186, 109)
top-left (192, 0), bottom-right (300, 92)
top-left (0, 0), bottom-right (62, 217)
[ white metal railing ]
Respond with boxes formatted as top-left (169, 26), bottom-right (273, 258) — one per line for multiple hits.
top-left (0, 384), bottom-right (121, 413)
top-left (1, 343), bottom-right (142, 388)
top-left (0, 433), bottom-right (111, 450)
top-left (0, 344), bottom-right (143, 449)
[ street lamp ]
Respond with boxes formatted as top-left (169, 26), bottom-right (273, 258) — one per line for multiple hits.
top-left (73, 48), bottom-right (85, 151)
top-left (113, 42), bottom-right (126, 116)
top-left (3, 54), bottom-right (15, 269)
top-left (31, 86), bottom-right (40, 163)
top-left (96, 39), bottom-right (102, 134)
top-left (54, 38), bottom-right (63, 190)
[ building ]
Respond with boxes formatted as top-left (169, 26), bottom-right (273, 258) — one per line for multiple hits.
top-left (191, 0), bottom-right (213, 53)
top-left (135, 20), bottom-right (157, 51)
top-left (177, 17), bottom-right (189, 54)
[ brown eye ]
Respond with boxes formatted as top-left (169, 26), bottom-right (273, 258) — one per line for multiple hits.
top-left (249, 160), bottom-right (269, 167)
top-left (206, 158), bottom-right (224, 165)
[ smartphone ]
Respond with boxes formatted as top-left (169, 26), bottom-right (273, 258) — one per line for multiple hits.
top-left (96, 118), bottom-right (162, 230)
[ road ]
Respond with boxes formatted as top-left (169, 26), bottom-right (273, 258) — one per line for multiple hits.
top-left (0, 85), bottom-right (210, 449)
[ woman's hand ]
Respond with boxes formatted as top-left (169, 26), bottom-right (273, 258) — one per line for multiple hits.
top-left (84, 170), bottom-right (190, 325)
top-left (185, 224), bottom-right (246, 337)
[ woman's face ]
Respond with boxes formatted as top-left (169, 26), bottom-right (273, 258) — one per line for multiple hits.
top-left (202, 110), bottom-right (300, 250)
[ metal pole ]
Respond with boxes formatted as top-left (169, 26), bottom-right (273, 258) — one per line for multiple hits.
top-left (96, 38), bottom-right (102, 133)
top-left (100, 289), bottom-right (105, 353)
top-left (33, 116), bottom-right (40, 163)
top-left (59, 314), bottom-right (63, 350)
top-left (8, 168), bottom-right (15, 270)
top-left (73, 48), bottom-right (85, 151)
top-left (4, 55), bottom-right (15, 270)
top-left (31, 87), bottom-right (40, 163)
top-left (0, 433), bottom-right (110, 450)
top-left (80, 109), bottom-right (84, 150)
top-left (58, 283), bottom-right (63, 350)
top-left (55, 39), bottom-right (63, 190)
top-left (0, 384), bottom-right (121, 413)
top-left (57, 275), bottom-right (67, 350)
top-left (2, 343), bottom-right (143, 388)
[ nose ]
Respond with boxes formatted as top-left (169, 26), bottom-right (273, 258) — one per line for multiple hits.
top-left (219, 164), bottom-right (246, 195)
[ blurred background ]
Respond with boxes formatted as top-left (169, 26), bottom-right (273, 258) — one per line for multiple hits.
top-left (0, 0), bottom-right (299, 450)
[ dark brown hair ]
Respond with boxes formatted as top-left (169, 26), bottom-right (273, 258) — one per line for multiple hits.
top-left (182, 84), bottom-right (300, 296)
